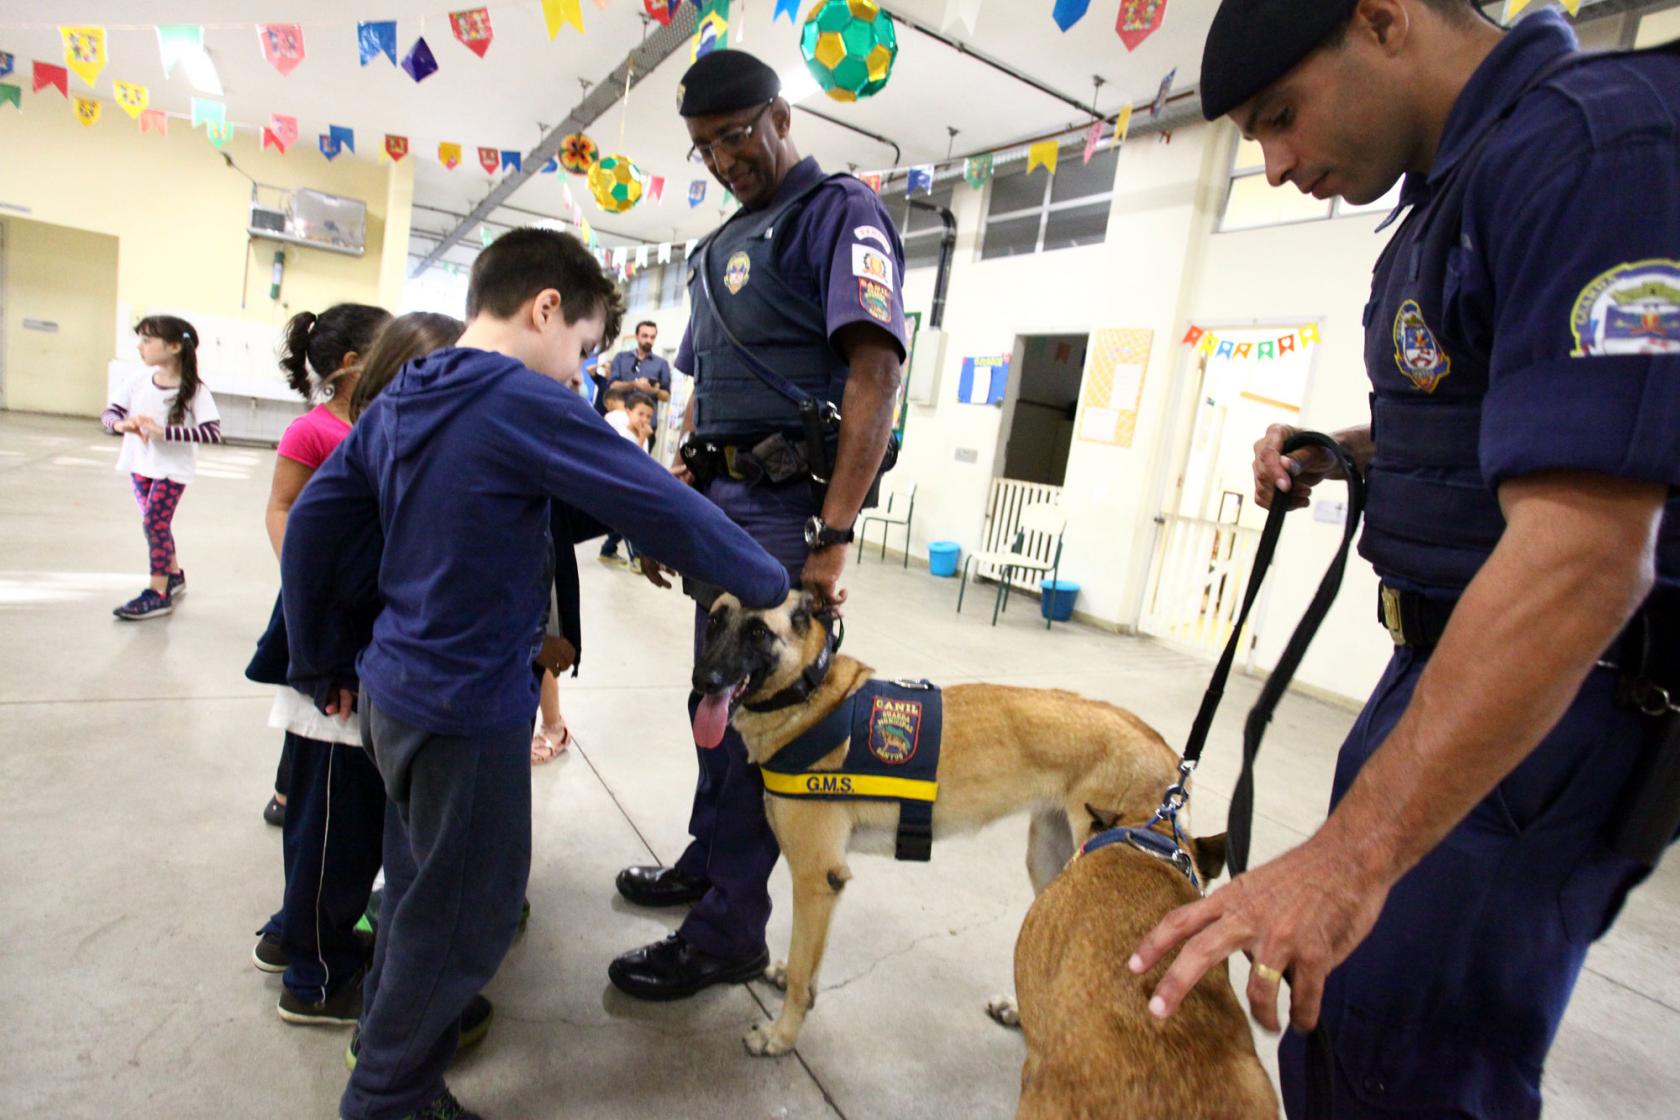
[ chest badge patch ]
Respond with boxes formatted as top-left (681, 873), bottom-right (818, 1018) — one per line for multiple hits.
top-left (723, 251), bottom-right (751, 295)
top-left (1393, 299), bottom-right (1452, 393)
top-left (1569, 259), bottom-right (1680, 356)
top-left (868, 697), bottom-right (922, 765)
top-left (858, 278), bottom-right (893, 324)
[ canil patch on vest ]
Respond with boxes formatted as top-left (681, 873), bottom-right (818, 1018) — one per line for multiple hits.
top-left (868, 697), bottom-right (922, 764)
top-left (1392, 299), bottom-right (1452, 393)
top-left (1569, 259), bottom-right (1680, 356)
top-left (724, 251), bottom-right (752, 294)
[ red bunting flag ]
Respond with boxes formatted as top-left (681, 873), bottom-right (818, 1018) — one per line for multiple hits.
top-left (477, 146), bottom-right (499, 174)
top-left (1082, 120), bottom-right (1103, 164)
top-left (139, 108), bottom-right (168, 135)
top-left (265, 113), bottom-right (298, 153)
top-left (644, 0), bottom-right (681, 24)
top-left (385, 134), bottom-right (410, 161)
top-left (1116, 0), bottom-right (1166, 52)
top-left (33, 61), bottom-right (69, 97)
top-left (449, 9), bottom-right (494, 58)
top-left (648, 176), bottom-right (666, 203)
top-left (258, 24), bottom-right (307, 76)
top-left (861, 173), bottom-right (882, 194)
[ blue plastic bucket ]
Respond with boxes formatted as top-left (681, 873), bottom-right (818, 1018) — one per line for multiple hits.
top-left (1040, 579), bottom-right (1079, 622)
top-left (928, 541), bottom-right (961, 578)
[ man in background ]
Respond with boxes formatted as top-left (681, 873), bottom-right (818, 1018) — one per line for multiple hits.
top-left (596, 320), bottom-right (671, 420)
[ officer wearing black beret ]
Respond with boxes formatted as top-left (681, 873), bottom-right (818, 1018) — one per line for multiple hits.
top-left (1132, 2), bottom-right (1680, 1116)
top-left (608, 49), bottom-right (910, 1000)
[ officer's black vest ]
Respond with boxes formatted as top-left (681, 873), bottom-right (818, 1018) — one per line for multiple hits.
top-left (1361, 41), bottom-right (1680, 590)
top-left (687, 173), bottom-right (853, 440)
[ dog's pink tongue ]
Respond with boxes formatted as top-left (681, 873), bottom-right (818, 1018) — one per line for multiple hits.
top-left (693, 691), bottom-right (733, 749)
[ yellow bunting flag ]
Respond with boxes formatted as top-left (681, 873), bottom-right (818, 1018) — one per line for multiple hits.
top-left (438, 141), bottom-right (463, 170)
top-left (73, 95), bottom-right (100, 127)
top-left (113, 80), bottom-right (148, 119)
top-left (60, 26), bottom-right (107, 88)
top-left (1112, 103), bottom-right (1133, 149)
top-left (1502, 0), bottom-right (1578, 24)
top-left (1300, 324), bottom-right (1322, 346)
top-left (542, 0), bottom-right (585, 38)
top-left (1026, 139), bottom-right (1059, 176)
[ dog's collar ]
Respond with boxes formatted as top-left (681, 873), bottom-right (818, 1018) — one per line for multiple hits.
top-left (1079, 826), bottom-right (1200, 891)
top-left (743, 612), bottom-right (843, 714)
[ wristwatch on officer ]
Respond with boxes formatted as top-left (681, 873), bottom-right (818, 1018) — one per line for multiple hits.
top-left (804, 515), bottom-right (855, 550)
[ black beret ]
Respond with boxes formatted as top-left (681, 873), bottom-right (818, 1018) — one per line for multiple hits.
top-left (677, 49), bottom-right (781, 117)
top-left (1200, 0), bottom-right (1359, 121)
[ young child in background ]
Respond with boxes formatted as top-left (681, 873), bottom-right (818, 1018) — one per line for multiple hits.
top-left (248, 313), bottom-right (466, 1034)
top-left (595, 389), bottom-right (656, 569)
top-left (260, 304), bottom-right (392, 828)
top-left (101, 316), bottom-right (221, 621)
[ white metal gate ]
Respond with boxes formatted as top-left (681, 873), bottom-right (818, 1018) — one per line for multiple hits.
top-left (978, 476), bottom-right (1062, 590)
top-left (1138, 514), bottom-right (1263, 654)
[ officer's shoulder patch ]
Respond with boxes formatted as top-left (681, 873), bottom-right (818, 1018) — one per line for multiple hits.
top-left (854, 224), bottom-right (892, 252)
top-left (1392, 298), bottom-right (1451, 393)
top-left (1569, 259), bottom-right (1680, 356)
top-left (724, 251), bottom-right (751, 295)
top-left (851, 243), bottom-right (894, 291)
top-left (858, 278), bottom-right (893, 323)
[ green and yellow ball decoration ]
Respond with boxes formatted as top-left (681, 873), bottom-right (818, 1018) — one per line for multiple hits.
top-left (559, 132), bottom-right (599, 175)
top-left (589, 154), bottom-right (645, 214)
top-left (800, 0), bottom-right (899, 103)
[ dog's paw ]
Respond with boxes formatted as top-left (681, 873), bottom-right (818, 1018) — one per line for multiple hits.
top-left (985, 994), bottom-right (1021, 1028)
top-left (764, 959), bottom-right (789, 990)
top-left (743, 1022), bottom-right (794, 1057)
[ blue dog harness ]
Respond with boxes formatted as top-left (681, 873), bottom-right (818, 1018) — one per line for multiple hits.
top-left (1077, 825), bottom-right (1201, 891)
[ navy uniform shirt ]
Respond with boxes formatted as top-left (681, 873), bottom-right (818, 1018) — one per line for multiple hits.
top-left (1363, 10), bottom-right (1679, 592)
top-left (677, 156), bottom-right (910, 376)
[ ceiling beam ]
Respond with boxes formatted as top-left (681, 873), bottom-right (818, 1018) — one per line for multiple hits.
top-left (409, 4), bottom-right (698, 278)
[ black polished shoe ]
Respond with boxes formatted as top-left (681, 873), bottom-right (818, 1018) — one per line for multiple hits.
top-left (614, 865), bottom-right (709, 908)
top-left (608, 934), bottom-right (769, 1002)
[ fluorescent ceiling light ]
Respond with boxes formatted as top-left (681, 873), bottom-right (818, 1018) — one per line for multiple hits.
top-left (778, 66), bottom-right (820, 104)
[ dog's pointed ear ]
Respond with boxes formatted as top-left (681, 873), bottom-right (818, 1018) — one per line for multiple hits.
top-left (791, 591), bottom-right (816, 635)
top-left (1085, 803), bottom-right (1121, 831)
top-left (1192, 833), bottom-right (1228, 883)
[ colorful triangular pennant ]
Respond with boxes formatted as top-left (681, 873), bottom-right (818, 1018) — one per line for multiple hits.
top-left (1117, 0), bottom-right (1167, 51)
top-left (649, 176), bottom-right (666, 203)
top-left (693, 1), bottom-right (730, 60)
top-left (191, 97), bottom-right (223, 130)
top-left (942, 0), bottom-right (983, 35)
top-left (908, 164), bottom-right (935, 195)
top-left (386, 134), bottom-right (410, 161)
top-left (450, 8), bottom-right (495, 58)
top-left (73, 95), bottom-right (100, 127)
top-left (114, 81), bottom-right (149, 120)
top-left (258, 24), bottom-right (306, 77)
top-left (320, 133), bottom-right (345, 160)
top-left (1151, 66), bottom-right (1177, 119)
top-left (60, 26), bottom-right (106, 88)
top-left (688, 179), bottom-right (707, 208)
top-left (33, 61), bottom-right (68, 98)
top-left (439, 141), bottom-right (463, 169)
top-left (156, 25), bottom-right (201, 76)
top-left (1111, 103), bottom-right (1133, 148)
top-left (478, 146), bottom-right (500, 174)
top-left (501, 150), bottom-right (522, 172)
top-left (0, 84), bottom-right (19, 112)
top-left (773, 0), bottom-right (799, 22)
top-left (1082, 119), bottom-right (1103, 164)
top-left (206, 118), bottom-right (234, 149)
top-left (963, 154), bottom-right (993, 190)
top-left (139, 107), bottom-right (166, 134)
top-left (358, 21), bottom-right (398, 66)
top-left (543, 0), bottom-right (586, 37)
top-left (266, 113), bottom-right (298, 153)
top-left (1503, 0), bottom-right (1579, 23)
top-left (329, 124), bottom-right (355, 154)
top-left (1027, 140), bottom-right (1059, 176)
top-left (402, 37), bottom-right (439, 82)
top-left (0, 50), bottom-right (14, 81)
top-left (1052, 0), bottom-right (1091, 32)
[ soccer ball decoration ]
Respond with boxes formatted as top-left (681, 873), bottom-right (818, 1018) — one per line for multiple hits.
top-left (559, 132), bottom-right (599, 174)
top-left (800, 0), bottom-right (899, 103)
top-left (589, 154), bottom-right (645, 214)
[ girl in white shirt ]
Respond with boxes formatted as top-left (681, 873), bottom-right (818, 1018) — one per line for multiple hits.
top-left (100, 316), bottom-right (222, 620)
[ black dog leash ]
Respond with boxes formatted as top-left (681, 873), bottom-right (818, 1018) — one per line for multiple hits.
top-left (1146, 431), bottom-right (1365, 1120)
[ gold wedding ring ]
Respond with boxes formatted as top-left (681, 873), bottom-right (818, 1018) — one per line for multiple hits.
top-left (1253, 962), bottom-right (1284, 984)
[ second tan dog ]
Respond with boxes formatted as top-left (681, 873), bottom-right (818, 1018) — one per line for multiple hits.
top-left (690, 590), bottom-right (1183, 1057)
top-left (1012, 809), bottom-right (1277, 1118)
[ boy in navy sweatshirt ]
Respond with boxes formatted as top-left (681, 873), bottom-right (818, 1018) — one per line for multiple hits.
top-left (282, 229), bottom-right (789, 1120)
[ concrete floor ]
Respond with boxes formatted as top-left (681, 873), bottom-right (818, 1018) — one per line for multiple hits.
top-left (1, 409), bottom-right (1675, 1119)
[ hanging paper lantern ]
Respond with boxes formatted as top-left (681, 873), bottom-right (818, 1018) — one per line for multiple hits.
top-left (559, 132), bottom-right (599, 174)
top-left (589, 154), bottom-right (645, 214)
top-left (800, 0), bottom-right (898, 103)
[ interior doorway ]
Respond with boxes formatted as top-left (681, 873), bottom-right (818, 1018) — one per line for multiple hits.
top-left (997, 332), bottom-right (1087, 486)
top-left (0, 217), bottom-right (120, 417)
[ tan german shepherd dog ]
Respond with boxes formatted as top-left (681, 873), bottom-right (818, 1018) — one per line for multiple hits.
top-left (690, 590), bottom-right (1182, 1057)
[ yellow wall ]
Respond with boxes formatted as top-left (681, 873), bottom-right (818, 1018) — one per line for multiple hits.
top-left (0, 93), bottom-right (413, 358)
top-left (1, 217), bottom-right (119, 416)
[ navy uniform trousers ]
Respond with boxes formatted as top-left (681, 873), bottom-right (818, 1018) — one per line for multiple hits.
top-left (673, 474), bottom-right (815, 960)
top-left (340, 699), bottom-right (532, 1120)
top-left (1279, 649), bottom-right (1658, 1119)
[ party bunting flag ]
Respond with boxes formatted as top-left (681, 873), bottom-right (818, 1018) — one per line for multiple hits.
top-left (450, 9), bottom-right (494, 58)
top-left (649, 176), bottom-right (666, 203)
top-left (138, 108), bottom-right (166, 135)
top-left (1052, 0), bottom-right (1091, 32)
top-left (481, 224), bottom-right (494, 248)
top-left (0, 84), bottom-right (20, 112)
top-left (683, 237), bottom-right (698, 258)
top-left (1503, 0), bottom-right (1578, 22)
top-left (907, 164), bottom-right (935, 195)
top-left (1111, 103), bottom-right (1133, 148)
top-left (543, 0), bottom-right (585, 37)
top-left (258, 24), bottom-right (306, 77)
top-left (694, 1), bottom-right (730, 60)
top-left (861, 172), bottom-right (882, 193)
top-left (636, 246), bottom-right (649, 268)
top-left (328, 124), bottom-right (355, 153)
top-left (501, 150), bottom-right (522, 172)
top-left (156, 25), bottom-right (201, 76)
top-left (0, 51), bottom-right (14, 80)
top-left (541, 156), bottom-right (560, 172)
top-left (402, 37), bottom-right (439, 82)
top-left (1082, 119), bottom-right (1103, 164)
top-left (385, 134), bottom-right (410, 161)
top-left (60, 26), bottom-right (107, 88)
top-left (206, 118), bottom-right (234, 148)
top-left (191, 97), bottom-right (223, 130)
top-left (645, 0), bottom-right (681, 26)
top-left (773, 0), bottom-right (799, 22)
top-left (657, 241), bottom-right (673, 264)
top-left (439, 141), bottom-right (463, 169)
top-left (688, 179), bottom-right (707, 207)
top-left (73, 95), bottom-right (100, 127)
top-left (964, 153), bottom-right (994, 189)
top-left (265, 113), bottom-right (298, 153)
top-left (1027, 140), bottom-right (1059, 176)
top-left (1117, 0), bottom-right (1167, 51)
top-left (114, 81), bottom-right (149, 120)
top-left (34, 61), bottom-right (69, 97)
top-left (478, 146), bottom-right (500, 173)
top-left (942, 0), bottom-right (983, 35)
top-left (595, 0), bottom-right (610, 9)
top-left (358, 21), bottom-right (398, 66)
top-left (1151, 66), bottom-right (1176, 119)
top-left (320, 134), bottom-right (345, 160)
top-left (580, 218), bottom-right (594, 246)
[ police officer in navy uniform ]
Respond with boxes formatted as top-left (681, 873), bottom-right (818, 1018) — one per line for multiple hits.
top-left (1130, 2), bottom-right (1680, 1116)
top-left (609, 49), bottom-right (908, 999)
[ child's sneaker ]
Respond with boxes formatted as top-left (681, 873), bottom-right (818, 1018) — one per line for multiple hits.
top-left (252, 930), bottom-right (288, 973)
top-left (113, 589), bottom-right (173, 620)
top-left (166, 569), bottom-right (186, 599)
top-left (346, 995), bottom-right (493, 1071)
top-left (278, 971), bottom-right (363, 1025)
top-left (402, 1089), bottom-right (481, 1120)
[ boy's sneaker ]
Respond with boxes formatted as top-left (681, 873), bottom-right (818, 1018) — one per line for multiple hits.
top-left (113, 589), bottom-right (172, 620)
top-left (166, 569), bottom-right (186, 599)
top-left (278, 972), bottom-right (363, 1026)
top-left (346, 995), bottom-right (494, 1071)
top-left (402, 1089), bottom-right (481, 1120)
top-left (252, 931), bottom-right (288, 973)
top-left (263, 795), bottom-right (286, 827)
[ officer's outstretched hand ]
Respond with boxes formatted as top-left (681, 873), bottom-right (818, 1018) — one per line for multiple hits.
top-left (639, 554), bottom-right (673, 589)
top-left (670, 459), bottom-right (695, 488)
top-left (1254, 423), bottom-right (1340, 511)
top-left (801, 545), bottom-right (849, 615)
top-left (1127, 833), bottom-right (1391, 1033)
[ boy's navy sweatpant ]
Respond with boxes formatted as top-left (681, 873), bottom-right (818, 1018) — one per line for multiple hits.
top-left (339, 699), bottom-right (532, 1120)
top-left (260, 732), bottom-right (384, 1003)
